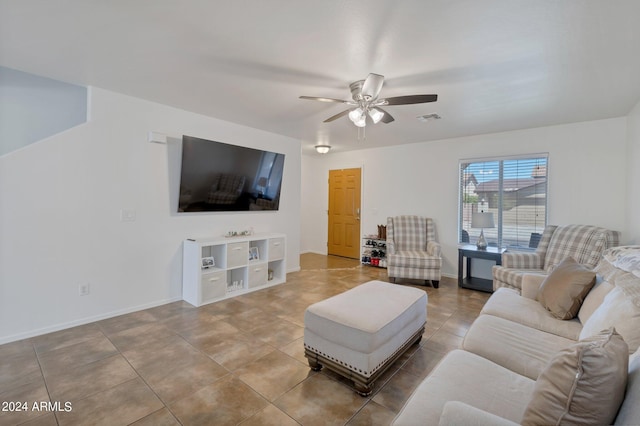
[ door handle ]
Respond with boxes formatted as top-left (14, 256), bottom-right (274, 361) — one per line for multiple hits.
top-left (356, 207), bottom-right (360, 221)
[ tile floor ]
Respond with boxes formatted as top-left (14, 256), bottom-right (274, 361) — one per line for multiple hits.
top-left (0, 254), bottom-right (490, 426)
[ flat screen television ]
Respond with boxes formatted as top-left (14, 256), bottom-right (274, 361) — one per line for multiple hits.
top-left (177, 135), bottom-right (285, 212)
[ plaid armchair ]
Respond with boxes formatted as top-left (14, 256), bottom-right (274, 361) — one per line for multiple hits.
top-left (387, 216), bottom-right (442, 288)
top-left (207, 174), bottom-right (246, 205)
top-left (492, 224), bottom-right (620, 293)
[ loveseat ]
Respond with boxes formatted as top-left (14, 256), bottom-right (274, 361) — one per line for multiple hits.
top-left (393, 246), bottom-right (640, 425)
top-left (492, 224), bottom-right (620, 293)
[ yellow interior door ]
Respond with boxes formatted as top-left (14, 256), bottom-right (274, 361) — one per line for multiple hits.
top-left (327, 168), bottom-right (361, 259)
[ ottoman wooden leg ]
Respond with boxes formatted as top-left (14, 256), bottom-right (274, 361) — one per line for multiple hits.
top-left (432, 280), bottom-right (439, 288)
top-left (307, 357), bottom-right (322, 371)
top-left (354, 382), bottom-right (373, 397)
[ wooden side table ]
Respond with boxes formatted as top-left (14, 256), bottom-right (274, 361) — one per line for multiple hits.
top-left (458, 245), bottom-right (505, 292)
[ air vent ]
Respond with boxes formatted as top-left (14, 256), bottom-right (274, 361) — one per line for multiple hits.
top-left (417, 113), bottom-right (441, 122)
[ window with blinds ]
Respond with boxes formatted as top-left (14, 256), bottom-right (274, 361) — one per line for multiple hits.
top-left (459, 154), bottom-right (548, 249)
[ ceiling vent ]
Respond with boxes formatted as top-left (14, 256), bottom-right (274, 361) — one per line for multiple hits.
top-left (417, 113), bottom-right (441, 122)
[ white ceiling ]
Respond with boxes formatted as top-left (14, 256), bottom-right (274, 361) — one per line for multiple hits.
top-left (2, 1), bottom-right (640, 155)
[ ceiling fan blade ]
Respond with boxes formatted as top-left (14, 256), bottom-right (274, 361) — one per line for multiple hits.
top-left (377, 107), bottom-right (395, 123)
top-left (383, 94), bottom-right (438, 105)
top-left (361, 73), bottom-right (385, 100)
top-left (323, 109), bottom-right (351, 122)
top-left (299, 96), bottom-right (349, 103)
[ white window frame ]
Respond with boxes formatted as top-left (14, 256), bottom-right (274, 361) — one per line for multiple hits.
top-left (458, 153), bottom-right (548, 250)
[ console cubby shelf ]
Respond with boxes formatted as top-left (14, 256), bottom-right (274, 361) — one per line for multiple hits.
top-left (182, 233), bottom-right (286, 307)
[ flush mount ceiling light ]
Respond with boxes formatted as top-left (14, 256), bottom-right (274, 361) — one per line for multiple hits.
top-left (300, 73), bottom-right (438, 129)
top-left (315, 144), bottom-right (331, 154)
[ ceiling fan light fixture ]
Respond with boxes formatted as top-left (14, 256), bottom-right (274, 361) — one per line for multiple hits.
top-left (368, 108), bottom-right (384, 124)
top-left (315, 144), bottom-right (331, 154)
top-left (348, 107), bottom-right (364, 123)
top-left (354, 115), bottom-right (367, 127)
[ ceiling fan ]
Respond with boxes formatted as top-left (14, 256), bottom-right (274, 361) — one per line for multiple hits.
top-left (300, 73), bottom-right (437, 127)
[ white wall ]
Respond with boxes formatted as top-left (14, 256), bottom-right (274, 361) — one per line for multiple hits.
top-left (0, 87), bottom-right (301, 344)
top-left (301, 117), bottom-right (629, 276)
top-left (0, 66), bottom-right (87, 155)
top-left (627, 99), bottom-right (640, 244)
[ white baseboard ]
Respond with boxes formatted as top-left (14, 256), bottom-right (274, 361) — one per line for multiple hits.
top-left (0, 297), bottom-right (183, 345)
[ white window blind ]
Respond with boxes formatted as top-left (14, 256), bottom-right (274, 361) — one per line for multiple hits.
top-left (459, 154), bottom-right (548, 249)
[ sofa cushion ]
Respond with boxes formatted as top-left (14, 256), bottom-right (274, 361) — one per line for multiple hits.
top-left (392, 350), bottom-right (535, 426)
top-left (577, 278), bottom-right (614, 324)
top-left (614, 347), bottom-right (640, 425)
top-left (388, 251), bottom-right (441, 269)
top-left (579, 272), bottom-right (640, 354)
top-left (536, 256), bottom-right (596, 320)
top-left (602, 245), bottom-right (640, 278)
top-left (481, 288), bottom-right (582, 340)
top-left (462, 314), bottom-right (575, 380)
top-left (522, 328), bottom-right (628, 426)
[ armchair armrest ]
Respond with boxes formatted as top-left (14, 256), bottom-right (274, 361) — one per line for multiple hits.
top-left (501, 251), bottom-right (543, 269)
top-left (386, 240), bottom-right (396, 254)
top-left (439, 401), bottom-right (519, 426)
top-left (427, 241), bottom-right (441, 257)
top-left (521, 274), bottom-right (547, 299)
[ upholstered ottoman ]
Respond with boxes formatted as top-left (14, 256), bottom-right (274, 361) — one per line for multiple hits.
top-left (304, 280), bottom-right (427, 395)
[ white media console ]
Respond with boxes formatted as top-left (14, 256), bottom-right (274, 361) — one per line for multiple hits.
top-left (182, 233), bottom-right (286, 307)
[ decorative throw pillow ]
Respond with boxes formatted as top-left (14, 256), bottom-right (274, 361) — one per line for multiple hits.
top-left (577, 278), bottom-right (614, 324)
top-left (537, 256), bottom-right (596, 320)
top-left (522, 328), bottom-right (628, 426)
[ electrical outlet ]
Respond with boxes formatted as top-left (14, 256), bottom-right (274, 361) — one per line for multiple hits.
top-left (79, 283), bottom-right (90, 296)
top-left (120, 209), bottom-right (136, 222)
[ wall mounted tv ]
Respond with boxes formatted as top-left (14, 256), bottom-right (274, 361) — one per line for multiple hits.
top-left (178, 135), bottom-right (285, 212)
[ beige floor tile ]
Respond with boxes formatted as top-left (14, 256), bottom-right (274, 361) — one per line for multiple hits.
top-left (239, 403), bottom-right (300, 426)
top-left (279, 336), bottom-right (307, 365)
top-left (17, 413), bottom-right (59, 426)
top-left (37, 335), bottom-right (118, 377)
top-left (145, 355), bottom-right (229, 403)
top-left (236, 350), bottom-right (312, 401)
top-left (400, 347), bottom-right (446, 380)
top-left (97, 310), bottom-right (158, 335)
top-left (45, 354), bottom-right (138, 402)
top-left (421, 329), bottom-right (464, 355)
top-left (347, 400), bottom-right (398, 425)
top-left (31, 323), bottom-right (104, 354)
top-left (0, 377), bottom-right (50, 425)
top-left (275, 374), bottom-right (368, 426)
top-left (249, 318), bottom-right (304, 348)
top-left (371, 369), bottom-right (425, 414)
top-left (0, 347), bottom-right (42, 393)
top-left (207, 337), bottom-right (275, 371)
top-left (106, 322), bottom-right (178, 352)
top-left (129, 408), bottom-right (180, 426)
top-left (56, 378), bottom-right (163, 426)
top-left (169, 375), bottom-right (268, 426)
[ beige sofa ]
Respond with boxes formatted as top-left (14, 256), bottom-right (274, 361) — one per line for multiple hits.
top-left (393, 246), bottom-right (640, 425)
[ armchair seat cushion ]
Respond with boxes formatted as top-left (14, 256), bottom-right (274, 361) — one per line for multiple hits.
top-left (388, 251), bottom-right (442, 269)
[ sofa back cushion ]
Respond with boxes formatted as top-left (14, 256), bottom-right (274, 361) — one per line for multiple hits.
top-left (543, 225), bottom-right (620, 272)
top-left (537, 256), bottom-right (596, 320)
top-left (579, 273), bottom-right (640, 354)
top-left (577, 278), bottom-right (614, 324)
top-left (522, 328), bottom-right (628, 426)
top-left (614, 347), bottom-right (640, 425)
